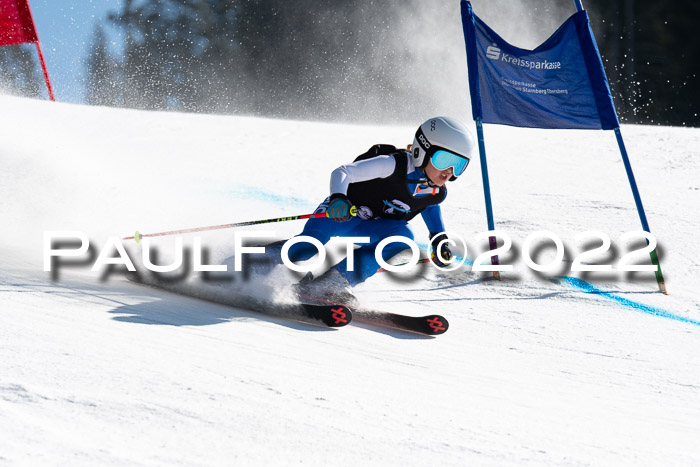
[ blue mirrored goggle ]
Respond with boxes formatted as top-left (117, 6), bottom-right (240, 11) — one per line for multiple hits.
top-left (430, 150), bottom-right (470, 176)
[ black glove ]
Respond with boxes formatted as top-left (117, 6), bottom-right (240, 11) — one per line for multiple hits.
top-left (326, 193), bottom-right (353, 222)
top-left (430, 232), bottom-right (453, 268)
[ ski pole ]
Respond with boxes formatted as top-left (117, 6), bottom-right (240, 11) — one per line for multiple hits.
top-left (124, 206), bottom-right (357, 243)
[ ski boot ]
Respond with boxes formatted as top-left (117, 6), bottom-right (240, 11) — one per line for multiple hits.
top-left (293, 268), bottom-right (358, 307)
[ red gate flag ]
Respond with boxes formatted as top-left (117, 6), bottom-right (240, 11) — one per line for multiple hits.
top-left (0, 0), bottom-right (38, 46)
top-left (0, 0), bottom-right (55, 100)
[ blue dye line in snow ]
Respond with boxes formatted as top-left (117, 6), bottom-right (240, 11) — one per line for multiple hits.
top-left (411, 246), bottom-right (694, 327)
top-left (559, 276), bottom-right (700, 327)
top-left (225, 185), bottom-right (317, 210)
top-left (230, 189), bottom-right (695, 327)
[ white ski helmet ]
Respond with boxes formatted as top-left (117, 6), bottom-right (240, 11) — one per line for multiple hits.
top-left (412, 116), bottom-right (476, 181)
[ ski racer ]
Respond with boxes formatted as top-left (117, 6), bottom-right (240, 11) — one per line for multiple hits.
top-left (264, 116), bottom-right (476, 300)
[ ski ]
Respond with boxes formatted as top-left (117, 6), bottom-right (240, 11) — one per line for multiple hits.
top-left (127, 274), bottom-right (442, 333)
top-left (293, 302), bottom-right (352, 328)
top-left (352, 308), bottom-right (449, 336)
top-left (296, 292), bottom-right (448, 335)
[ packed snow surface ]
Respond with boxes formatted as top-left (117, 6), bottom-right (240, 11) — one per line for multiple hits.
top-left (1, 94), bottom-right (700, 466)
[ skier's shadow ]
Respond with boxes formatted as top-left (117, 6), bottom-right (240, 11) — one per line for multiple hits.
top-left (108, 295), bottom-right (332, 332)
top-left (349, 321), bottom-right (437, 340)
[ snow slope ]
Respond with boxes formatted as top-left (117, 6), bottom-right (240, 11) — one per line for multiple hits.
top-left (1, 94), bottom-right (700, 466)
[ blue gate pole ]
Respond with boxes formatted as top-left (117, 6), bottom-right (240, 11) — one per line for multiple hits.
top-left (614, 128), bottom-right (650, 232)
top-left (614, 128), bottom-right (667, 293)
top-left (475, 117), bottom-right (501, 280)
top-left (576, 0), bottom-right (666, 294)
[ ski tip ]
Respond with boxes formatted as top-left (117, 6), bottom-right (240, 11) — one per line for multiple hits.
top-left (424, 315), bottom-right (449, 335)
top-left (299, 303), bottom-right (353, 328)
top-left (327, 305), bottom-right (352, 327)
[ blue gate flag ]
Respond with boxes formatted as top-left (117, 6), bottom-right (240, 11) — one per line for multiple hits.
top-left (461, 1), bottom-right (619, 130)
